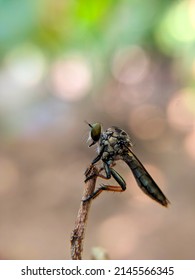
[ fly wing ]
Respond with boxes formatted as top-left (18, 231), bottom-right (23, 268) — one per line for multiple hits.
top-left (122, 152), bottom-right (170, 207)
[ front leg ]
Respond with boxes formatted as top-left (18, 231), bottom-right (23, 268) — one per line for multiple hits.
top-left (83, 163), bottom-right (126, 202)
top-left (85, 146), bottom-right (105, 181)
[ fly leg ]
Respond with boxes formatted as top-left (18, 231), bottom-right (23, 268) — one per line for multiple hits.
top-left (84, 146), bottom-right (105, 181)
top-left (83, 162), bottom-right (126, 202)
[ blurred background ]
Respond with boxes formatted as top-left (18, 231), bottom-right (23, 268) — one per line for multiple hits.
top-left (0, 0), bottom-right (195, 260)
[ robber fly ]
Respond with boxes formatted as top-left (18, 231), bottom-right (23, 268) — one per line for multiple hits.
top-left (84, 122), bottom-right (170, 207)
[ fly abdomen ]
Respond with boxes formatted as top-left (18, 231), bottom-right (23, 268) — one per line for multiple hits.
top-left (123, 153), bottom-right (170, 207)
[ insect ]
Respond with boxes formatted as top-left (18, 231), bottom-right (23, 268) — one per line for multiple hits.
top-left (84, 122), bottom-right (170, 207)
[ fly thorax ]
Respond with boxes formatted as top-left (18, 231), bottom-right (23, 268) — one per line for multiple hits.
top-left (102, 145), bottom-right (115, 162)
top-left (100, 126), bottom-right (131, 161)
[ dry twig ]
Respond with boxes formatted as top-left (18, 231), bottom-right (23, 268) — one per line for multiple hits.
top-left (70, 165), bottom-right (99, 260)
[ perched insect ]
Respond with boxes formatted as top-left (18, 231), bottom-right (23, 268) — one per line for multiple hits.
top-left (84, 122), bottom-right (170, 207)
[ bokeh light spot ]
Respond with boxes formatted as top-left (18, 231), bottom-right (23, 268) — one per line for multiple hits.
top-left (112, 45), bottom-right (149, 85)
top-left (128, 104), bottom-right (166, 140)
top-left (156, 1), bottom-right (195, 56)
top-left (51, 55), bottom-right (92, 101)
top-left (167, 89), bottom-right (195, 132)
top-left (5, 43), bottom-right (47, 88)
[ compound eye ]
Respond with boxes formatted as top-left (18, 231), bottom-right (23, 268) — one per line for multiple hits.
top-left (90, 123), bottom-right (101, 142)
